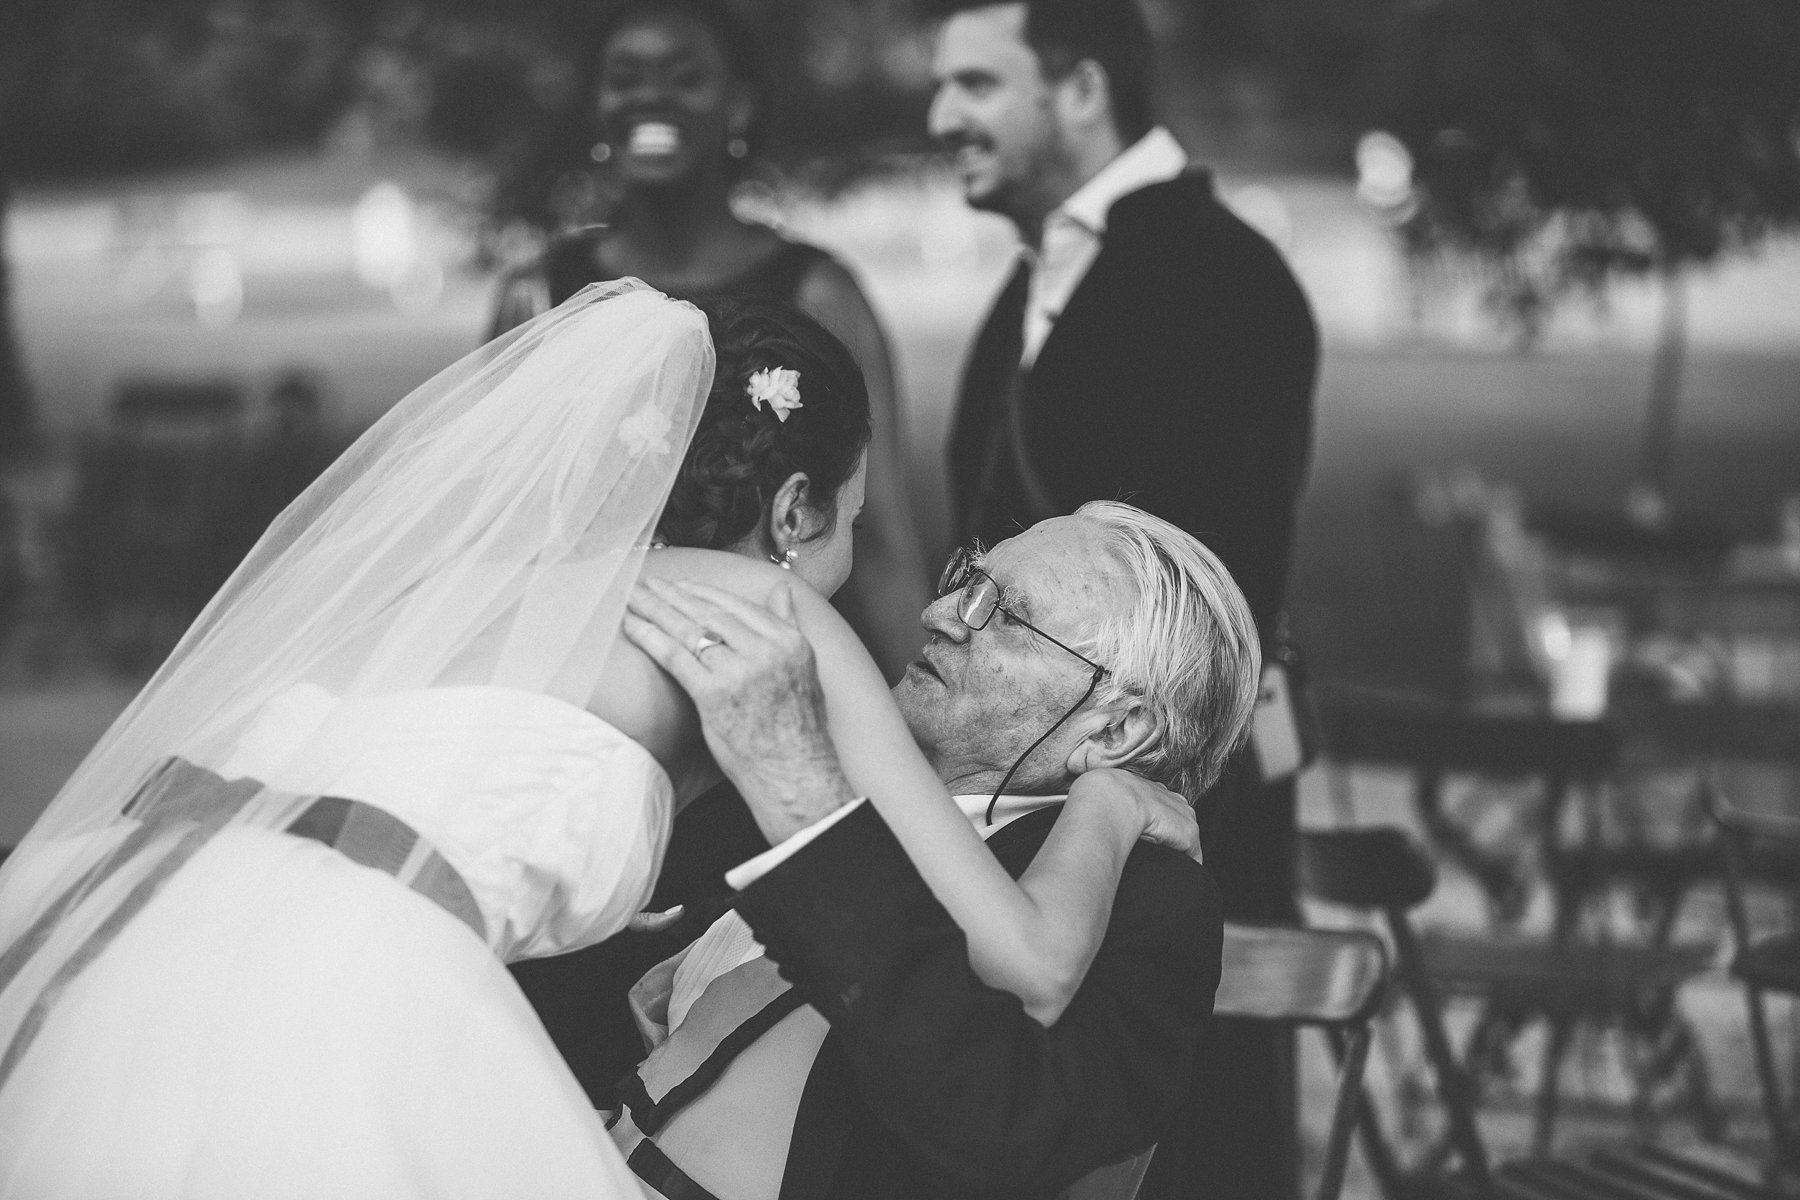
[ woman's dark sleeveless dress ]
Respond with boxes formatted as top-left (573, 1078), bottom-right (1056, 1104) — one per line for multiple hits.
top-left (491, 231), bottom-right (835, 1109)
top-left (488, 231), bottom-right (832, 342)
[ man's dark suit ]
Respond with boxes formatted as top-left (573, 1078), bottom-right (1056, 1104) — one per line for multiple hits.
top-left (948, 169), bottom-right (1318, 1198)
top-left (728, 799), bottom-right (1221, 1200)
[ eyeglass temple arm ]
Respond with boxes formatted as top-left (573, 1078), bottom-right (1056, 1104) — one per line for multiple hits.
top-left (985, 667), bottom-right (1107, 825)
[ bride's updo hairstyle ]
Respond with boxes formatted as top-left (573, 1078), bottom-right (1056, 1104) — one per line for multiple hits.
top-left (656, 296), bottom-right (871, 551)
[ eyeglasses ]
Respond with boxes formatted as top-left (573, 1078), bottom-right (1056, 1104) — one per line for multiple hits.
top-left (936, 544), bottom-right (1108, 677)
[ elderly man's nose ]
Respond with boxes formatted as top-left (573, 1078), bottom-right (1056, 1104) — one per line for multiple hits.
top-left (921, 592), bottom-right (970, 641)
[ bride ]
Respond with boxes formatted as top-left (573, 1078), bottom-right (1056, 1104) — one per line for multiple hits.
top-left (0, 281), bottom-right (1195, 1198)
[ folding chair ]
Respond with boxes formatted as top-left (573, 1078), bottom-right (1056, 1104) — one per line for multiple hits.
top-left (1302, 826), bottom-right (1778, 1200)
top-left (1709, 760), bottom-right (1800, 1183)
top-left (1315, 689), bottom-right (1719, 1154)
top-left (1216, 922), bottom-right (1391, 1200)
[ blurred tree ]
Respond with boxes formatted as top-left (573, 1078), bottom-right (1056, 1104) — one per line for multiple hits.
top-left (1159, 0), bottom-right (1392, 166)
top-left (0, 0), bottom-right (373, 457)
top-left (1377, 0), bottom-right (1800, 503)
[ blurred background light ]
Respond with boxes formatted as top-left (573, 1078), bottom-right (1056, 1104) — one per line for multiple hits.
top-left (1355, 130), bottom-right (1414, 210)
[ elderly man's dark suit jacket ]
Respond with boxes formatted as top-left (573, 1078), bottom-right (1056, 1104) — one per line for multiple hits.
top-left (728, 800), bottom-right (1221, 1200)
top-left (948, 169), bottom-right (1317, 635)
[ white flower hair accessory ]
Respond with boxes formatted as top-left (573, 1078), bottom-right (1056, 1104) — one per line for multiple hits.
top-left (745, 366), bottom-right (803, 423)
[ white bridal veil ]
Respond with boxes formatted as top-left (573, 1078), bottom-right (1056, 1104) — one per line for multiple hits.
top-left (0, 278), bottom-right (713, 933)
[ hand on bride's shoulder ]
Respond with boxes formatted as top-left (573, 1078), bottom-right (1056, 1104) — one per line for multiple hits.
top-left (623, 577), bottom-right (855, 843)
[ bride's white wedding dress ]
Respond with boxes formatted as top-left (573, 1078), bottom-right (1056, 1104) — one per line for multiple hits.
top-left (0, 683), bottom-right (669, 1198)
top-left (0, 280), bottom-right (712, 1197)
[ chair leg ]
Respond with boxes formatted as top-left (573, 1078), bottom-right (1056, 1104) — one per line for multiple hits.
top-left (1742, 982), bottom-right (1797, 1169)
top-left (1389, 913), bottom-right (1492, 1187)
top-left (1531, 1015), bottom-right (1573, 1157)
top-left (1318, 1025), bottom-right (1374, 1200)
top-left (1325, 1025), bottom-right (1411, 1200)
top-left (1351, 1081), bottom-right (1413, 1200)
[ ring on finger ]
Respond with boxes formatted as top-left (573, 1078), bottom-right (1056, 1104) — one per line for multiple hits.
top-left (691, 633), bottom-right (724, 658)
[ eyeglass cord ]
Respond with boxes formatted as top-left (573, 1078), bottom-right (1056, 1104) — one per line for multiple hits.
top-left (984, 668), bottom-right (1106, 826)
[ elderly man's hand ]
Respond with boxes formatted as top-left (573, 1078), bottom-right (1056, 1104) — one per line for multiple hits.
top-left (624, 577), bottom-right (855, 843)
top-left (1067, 768), bottom-right (1203, 863)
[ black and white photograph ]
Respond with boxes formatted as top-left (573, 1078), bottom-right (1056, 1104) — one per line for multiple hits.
top-left (0, 1), bottom-right (1797, 1197)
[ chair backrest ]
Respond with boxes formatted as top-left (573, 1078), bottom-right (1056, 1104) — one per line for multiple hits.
top-left (1060, 1146), bottom-right (1155, 1200)
top-left (1216, 923), bottom-right (1388, 1027)
top-left (1299, 826), bottom-right (1438, 914)
top-left (1705, 759), bottom-right (1800, 961)
top-left (1216, 923), bottom-right (1389, 1200)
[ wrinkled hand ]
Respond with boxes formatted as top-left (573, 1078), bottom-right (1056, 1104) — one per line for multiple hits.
top-left (1068, 768), bottom-right (1203, 863)
top-left (623, 577), bottom-right (855, 844)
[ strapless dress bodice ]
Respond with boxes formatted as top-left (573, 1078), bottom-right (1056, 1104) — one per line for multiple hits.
top-left (213, 683), bottom-right (672, 961)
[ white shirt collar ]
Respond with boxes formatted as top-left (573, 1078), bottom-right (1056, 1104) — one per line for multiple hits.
top-left (954, 792), bottom-right (1064, 838)
top-left (1051, 126), bottom-right (1188, 241)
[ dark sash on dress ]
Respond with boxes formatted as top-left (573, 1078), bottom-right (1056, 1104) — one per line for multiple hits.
top-left (0, 758), bottom-right (483, 1093)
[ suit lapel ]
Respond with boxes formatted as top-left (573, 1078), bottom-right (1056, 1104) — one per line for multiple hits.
top-left (949, 260), bottom-right (1031, 540)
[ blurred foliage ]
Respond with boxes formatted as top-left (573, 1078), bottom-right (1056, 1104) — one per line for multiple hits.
top-left (0, 0), bottom-right (934, 259)
top-left (0, 0), bottom-right (366, 181)
top-left (0, 1), bottom-right (1794, 312)
top-left (1378, 0), bottom-right (1800, 337)
top-left (1369, 0), bottom-right (1800, 490)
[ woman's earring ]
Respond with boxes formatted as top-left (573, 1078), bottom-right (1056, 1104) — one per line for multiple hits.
top-left (769, 548), bottom-right (796, 570)
top-left (589, 141), bottom-right (613, 164)
top-left (726, 133), bottom-right (749, 160)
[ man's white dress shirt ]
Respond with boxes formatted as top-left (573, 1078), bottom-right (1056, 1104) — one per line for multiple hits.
top-left (661, 794), bottom-right (1062, 1035)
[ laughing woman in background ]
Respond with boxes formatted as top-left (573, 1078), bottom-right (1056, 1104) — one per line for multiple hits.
top-left (489, 0), bottom-right (930, 683)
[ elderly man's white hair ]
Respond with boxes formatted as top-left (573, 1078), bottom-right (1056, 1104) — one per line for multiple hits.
top-left (1076, 500), bottom-right (1262, 803)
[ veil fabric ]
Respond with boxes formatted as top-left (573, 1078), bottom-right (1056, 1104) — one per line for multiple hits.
top-left (0, 278), bottom-right (713, 933)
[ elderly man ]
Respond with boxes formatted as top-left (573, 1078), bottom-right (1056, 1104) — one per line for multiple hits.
top-left (615, 501), bottom-right (1259, 1200)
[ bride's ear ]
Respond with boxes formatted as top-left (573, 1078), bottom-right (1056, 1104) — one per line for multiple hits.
top-left (1066, 701), bottom-right (1158, 776)
top-left (766, 471), bottom-right (822, 554)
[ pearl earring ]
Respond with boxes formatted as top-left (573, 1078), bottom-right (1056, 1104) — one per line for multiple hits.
top-left (769, 548), bottom-right (796, 570)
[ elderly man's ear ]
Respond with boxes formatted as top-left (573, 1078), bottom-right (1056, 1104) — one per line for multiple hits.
top-left (1065, 702), bottom-right (1158, 776)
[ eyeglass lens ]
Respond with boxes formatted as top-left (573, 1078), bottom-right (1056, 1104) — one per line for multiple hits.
top-left (956, 576), bottom-right (1000, 630)
top-left (939, 548), bottom-right (997, 630)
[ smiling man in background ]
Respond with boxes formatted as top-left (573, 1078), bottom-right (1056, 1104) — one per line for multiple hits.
top-left (928, 1), bottom-right (1320, 1196)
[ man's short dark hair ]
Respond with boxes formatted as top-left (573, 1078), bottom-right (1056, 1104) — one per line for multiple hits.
top-left (930, 0), bottom-right (1157, 143)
